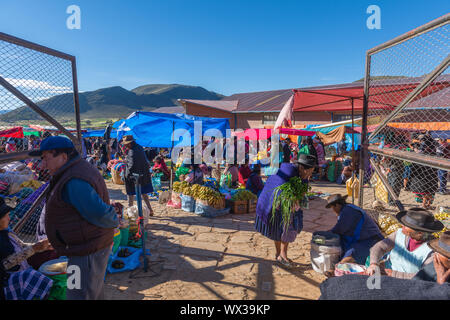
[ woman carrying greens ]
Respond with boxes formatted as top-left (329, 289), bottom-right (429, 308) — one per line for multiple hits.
top-left (254, 154), bottom-right (316, 268)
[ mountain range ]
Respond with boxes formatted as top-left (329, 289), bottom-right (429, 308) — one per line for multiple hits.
top-left (0, 84), bottom-right (224, 121)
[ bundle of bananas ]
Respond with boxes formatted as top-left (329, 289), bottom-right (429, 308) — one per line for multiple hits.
top-left (432, 209), bottom-right (450, 238)
top-left (194, 186), bottom-right (224, 207)
top-left (173, 181), bottom-right (190, 193)
top-left (181, 185), bottom-right (194, 197)
top-left (19, 180), bottom-right (42, 191)
top-left (231, 189), bottom-right (257, 201)
top-left (434, 210), bottom-right (450, 221)
top-left (190, 184), bottom-right (203, 198)
top-left (377, 213), bottom-right (402, 235)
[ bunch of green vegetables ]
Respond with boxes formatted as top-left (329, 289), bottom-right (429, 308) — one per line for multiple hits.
top-left (271, 177), bottom-right (308, 229)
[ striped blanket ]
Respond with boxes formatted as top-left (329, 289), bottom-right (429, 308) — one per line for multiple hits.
top-left (4, 268), bottom-right (53, 300)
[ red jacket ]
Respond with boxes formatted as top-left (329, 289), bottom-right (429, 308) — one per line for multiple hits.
top-left (238, 165), bottom-right (252, 185)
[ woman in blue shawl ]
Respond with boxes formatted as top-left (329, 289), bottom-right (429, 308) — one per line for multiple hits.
top-left (255, 154), bottom-right (316, 268)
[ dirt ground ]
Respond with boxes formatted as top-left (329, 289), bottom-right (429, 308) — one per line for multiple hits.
top-left (103, 180), bottom-right (358, 300)
top-left (103, 178), bottom-right (449, 300)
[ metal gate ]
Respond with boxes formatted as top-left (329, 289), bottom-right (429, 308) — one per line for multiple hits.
top-left (0, 32), bottom-right (81, 242)
top-left (358, 14), bottom-right (449, 227)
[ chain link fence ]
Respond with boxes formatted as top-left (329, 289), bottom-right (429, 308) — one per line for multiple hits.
top-left (0, 32), bottom-right (81, 243)
top-left (359, 15), bottom-right (449, 237)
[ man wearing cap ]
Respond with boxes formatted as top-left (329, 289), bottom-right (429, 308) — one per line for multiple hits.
top-left (325, 194), bottom-right (384, 265)
top-left (413, 231), bottom-right (450, 284)
top-left (255, 154), bottom-right (316, 267)
top-left (366, 207), bottom-right (444, 279)
top-left (29, 136), bottom-right (118, 300)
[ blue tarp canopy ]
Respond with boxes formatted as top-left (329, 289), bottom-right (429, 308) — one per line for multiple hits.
top-left (82, 129), bottom-right (117, 138)
top-left (116, 111), bottom-right (230, 148)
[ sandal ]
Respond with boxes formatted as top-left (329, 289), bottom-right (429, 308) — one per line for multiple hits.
top-left (276, 257), bottom-right (293, 268)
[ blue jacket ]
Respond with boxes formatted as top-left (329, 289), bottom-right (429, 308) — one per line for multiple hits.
top-left (61, 178), bottom-right (118, 229)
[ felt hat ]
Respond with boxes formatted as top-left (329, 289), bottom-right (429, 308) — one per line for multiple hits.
top-left (297, 154), bottom-right (316, 169)
top-left (395, 207), bottom-right (444, 233)
top-left (325, 194), bottom-right (348, 208)
top-left (122, 135), bottom-right (135, 145)
top-left (428, 231), bottom-right (450, 259)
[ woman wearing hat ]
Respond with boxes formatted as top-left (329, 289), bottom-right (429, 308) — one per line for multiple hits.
top-left (0, 198), bottom-right (54, 300)
top-left (122, 135), bottom-right (154, 217)
top-left (413, 231), bottom-right (450, 284)
top-left (246, 164), bottom-right (264, 196)
top-left (254, 154), bottom-right (316, 267)
top-left (409, 136), bottom-right (439, 209)
top-left (312, 137), bottom-right (327, 180)
top-left (325, 194), bottom-right (384, 265)
top-left (5, 138), bottom-right (16, 153)
top-left (366, 207), bottom-right (444, 279)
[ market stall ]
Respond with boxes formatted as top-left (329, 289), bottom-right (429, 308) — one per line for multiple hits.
top-left (0, 127), bottom-right (24, 138)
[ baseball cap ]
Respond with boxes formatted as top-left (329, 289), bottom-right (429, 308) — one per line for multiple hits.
top-left (29, 136), bottom-right (75, 157)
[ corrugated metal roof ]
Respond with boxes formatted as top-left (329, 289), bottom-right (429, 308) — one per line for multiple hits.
top-left (223, 89), bottom-right (293, 112)
top-left (152, 106), bottom-right (185, 113)
top-left (180, 99), bottom-right (238, 112)
top-left (178, 75), bottom-right (449, 113)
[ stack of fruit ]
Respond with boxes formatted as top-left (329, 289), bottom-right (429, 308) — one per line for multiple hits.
top-left (173, 181), bottom-right (195, 196)
top-left (173, 181), bottom-right (189, 193)
top-left (377, 213), bottom-right (402, 235)
top-left (231, 189), bottom-right (257, 201)
top-left (433, 208), bottom-right (450, 238)
top-left (192, 185), bottom-right (225, 209)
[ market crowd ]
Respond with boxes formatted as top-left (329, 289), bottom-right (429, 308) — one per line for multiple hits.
top-left (0, 128), bottom-right (448, 300)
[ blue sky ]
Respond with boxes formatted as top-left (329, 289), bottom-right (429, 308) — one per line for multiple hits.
top-left (0, 0), bottom-right (448, 96)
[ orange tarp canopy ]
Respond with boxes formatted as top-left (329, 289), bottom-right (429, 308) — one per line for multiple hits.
top-left (388, 122), bottom-right (450, 131)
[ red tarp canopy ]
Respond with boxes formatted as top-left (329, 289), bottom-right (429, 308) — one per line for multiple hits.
top-left (293, 77), bottom-right (450, 112)
top-left (0, 127), bottom-right (24, 138)
top-left (232, 128), bottom-right (315, 140)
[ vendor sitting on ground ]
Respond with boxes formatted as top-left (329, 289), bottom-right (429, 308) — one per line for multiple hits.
top-left (325, 194), bottom-right (384, 266)
top-left (219, 163), bottom-right (239, 189)
top-left (337, 158), bottom-right (354, 185)
top-left (0, 198), bottom-right (54, 300)
top-left (246, 164), bottom-right (264, 196)
top-left (185, 163), bottom-right (204, 185)
top-left (366, 207), bottom-right (444, 279)
top-left (413, 231), bottom-right (450, 284)
top-left (238, 161), bottom-right (252, 187)
top-left (152, 155), bottom-right (170, 181)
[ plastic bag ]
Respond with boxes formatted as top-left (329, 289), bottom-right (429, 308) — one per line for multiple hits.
top-left (0, 171), bottom-right (35, 194)
top-left (167, 199), bottom-right (182, 209)
top-left (219, 173), bottom-right (232, 189)
top-left (0, 161), bottom-right (27, 172)
top-left (46, 274), bottom-right (67, 300)
top-left (152, 173), bottom-right (162, 192)
top-left (106, 246), bottom-right (148, 274)
top-left (194, 202), bottom-right (230, 218)
top-left (181, 194), bottom-right (196, 212)
top-left (125, 205), bottom-right (150, 225)
top-left (346, 176), bottom-right (360, 198)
